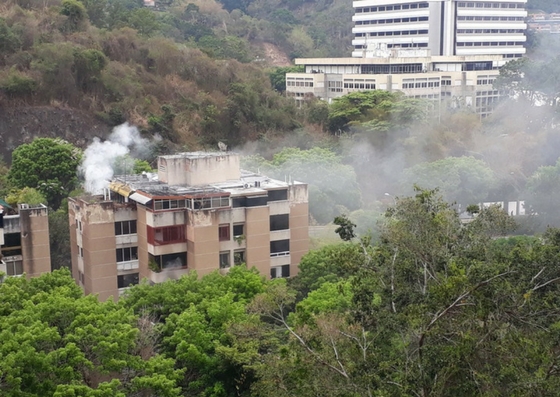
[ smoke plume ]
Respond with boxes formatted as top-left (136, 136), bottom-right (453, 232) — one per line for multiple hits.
top-left (81, 123), bottom-right (153, 194)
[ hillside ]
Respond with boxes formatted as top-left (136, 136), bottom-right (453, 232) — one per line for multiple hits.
top-left (0, 0), bottom-right (355, 155)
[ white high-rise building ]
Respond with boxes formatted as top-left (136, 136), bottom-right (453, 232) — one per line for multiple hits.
top-left (285, 0), bottom-right (527, 117)
top-left (351, 0), bottom-right (527, 58)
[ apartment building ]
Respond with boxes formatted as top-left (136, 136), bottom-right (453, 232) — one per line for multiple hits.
top-left (69, 152), bottom-right (309, 301)
top-left (0, 203), bottom-right (51, 278)
top-left (286, 0), bottom-right (527, 117)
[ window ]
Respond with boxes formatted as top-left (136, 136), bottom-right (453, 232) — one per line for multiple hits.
top-left (6, 260), bottom-right (23, 276)
top-left (147, 226), bottom-right (185, 245)
top-left (270, 214), bottom-right (289, 231)
top-left (233, 224), bottom-right (244, 237)
top-left (270, 239), bottom-right (290, 256)
top-left (149, 252), bottom-right (187, 270)
top-left (220, 252), bottom-right (230, 268)
top-left (234, 250), bottom-right (245, 265)
top-left (246, 196), bottom-right (268, 207)
top-left (154, 199), bottom-right (186, 211)
top-left (116, 247), bottom-right (138, 262)
top-left (219, 224), bottom-right (230, 241)
top-left (268, 189), bottom-right (288, 202)
top-left (115, 220), bottom-right (137, 235)
top-left (232, 197), bottom-right (246, 208)
top-left (192, 196), bottom-right (229, 210)
top-left (117, 273), bottom-right (139, 288)
top-left (271, 265), bottom-right (290, 279)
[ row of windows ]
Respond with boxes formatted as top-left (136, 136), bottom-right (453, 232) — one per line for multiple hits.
top-left (118, 273), bottom-right (139, 289)
top-left (355, 42), bottom-right (428, 50)
top-left (457, 41), bottom-right (524, 46)
top-left (153, 196), bottom-right (230, 211)
top-left (457, 29), bottom-right (525, 34)
top-left (231, 189), bottom-right (288, 208)
top-left (457, 2), bottom-right (525, 8)
top-left (219, 250), bottom-right (246, 268)
top-left (328, 81), bottom-right (342, 88)
top-left (219, 223), bottom-right (245, 241)
top-left (5, 260), bottom-right (23, 276)
top-left (476, 90), bottom-right (501, 96)
top-left (355, 3), bottom-right (429, 13)
top-left (344, 83), bottom-right (376, 89)
top-left (116, 247), bottom-right (138, 263)
top-left (477, 76), bottom-right (497, 85)
top-left (287, 81), bottom-right (314, 87)
top-left (147, 225), bottom-right (185, 245)
top-left (149, 252), bottom-right (186, 271)
top-left (402, 80), bottom-right (441, 89)
top-left (457, 16), bottom-right (524, 21)
top-left (115, 220), bottom-right (137, 235)
top-left (362, 63), bottom-right (423, 74)
top-left (441, 79), bottom-right (452, 86)
top-left (355, 16), bottom-right (429, 25)
top-left (356, 29), bottom-right (428, 37)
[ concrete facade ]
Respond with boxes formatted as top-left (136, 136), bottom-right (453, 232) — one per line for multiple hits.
top-left (70, 152), bottom-right (309, 301)
top-left (0, 204), bottom-right (51, 278)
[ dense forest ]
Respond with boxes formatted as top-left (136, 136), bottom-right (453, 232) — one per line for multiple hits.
top-left (5, 191), bottom-right (560, 396)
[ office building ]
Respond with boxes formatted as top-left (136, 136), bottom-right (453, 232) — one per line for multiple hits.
top-left (352, 0), bottom-right (526, 58)
top-left (69, 152), bottom-right (309, 301)
top-left (286, 0), bottom-right (527, 117)
top-left (0, 203), bottom-right (51, 278)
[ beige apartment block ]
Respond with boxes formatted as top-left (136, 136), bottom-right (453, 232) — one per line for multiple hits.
top-left (69, 152), bottom-right (309, 301)
top-left (0, 204), bottom-right (51, 278)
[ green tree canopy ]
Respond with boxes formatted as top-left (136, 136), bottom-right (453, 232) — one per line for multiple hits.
top-left (400, 156), bottom-right (496, 205)
top-left (8, 138), bottom-right (82, 210)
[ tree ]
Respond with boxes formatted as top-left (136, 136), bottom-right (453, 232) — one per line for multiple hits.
top-left (5, 187), bottom-right (47, 207)
top-left (8, 138), bottom-right (82, 210)
top-left (60, 0), bottom-right (88, 32)
top-left (400, 156), bottom-right (496, 206)
top-left (525, 158), bottom-right (560, 228)
top-left (244, 148), bottom-right (362, 223)
top-left (0, 269), bottom-right (183, 396)
top-left (268, 65), bottom-right (304, 92)
top-left (333, 214), bottom-right (356, 241)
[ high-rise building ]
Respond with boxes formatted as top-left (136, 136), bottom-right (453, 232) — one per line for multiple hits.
top-left (286, 0), bottom-right (527, 117)
top-left (352, 0), bottom-right (526, 59)
top-left (0, 203), bottom-right (51, 278)
top-left (69, 152), bottom-right (309, 301)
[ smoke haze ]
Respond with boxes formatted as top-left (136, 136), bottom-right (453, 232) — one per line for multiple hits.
top-left (81, 123), bottom-right (153, 194)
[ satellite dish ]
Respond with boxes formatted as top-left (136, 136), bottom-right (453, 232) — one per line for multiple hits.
top-left (218, 141), bottom-right (228, 152)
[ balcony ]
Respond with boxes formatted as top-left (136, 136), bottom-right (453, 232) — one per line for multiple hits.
top-left (148, 266), bottom-right (189, 284)
top-left (117, 260), bottom-right (139, 272)
top-left (116, 234), bottom-right (138, 246)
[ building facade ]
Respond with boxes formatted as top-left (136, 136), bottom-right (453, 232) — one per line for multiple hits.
top-left (286, 0), bottom-right (527, 117)
top-left (69, 152), bottom-right (309, 301)
top-left (0, 204), bottom-right (51, 278)
top-left (352, 0), bottom-right (527, 58)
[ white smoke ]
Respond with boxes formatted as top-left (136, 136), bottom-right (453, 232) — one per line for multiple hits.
top-left (81, 123), bottom-right (153, 194)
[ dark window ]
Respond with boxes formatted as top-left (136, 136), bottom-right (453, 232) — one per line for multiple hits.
top-left (270, 239), bottom-right (290, 255)
top-left (3, 233), bottom-right (21, 248)
top-left (117, 273), bottom-right (139, 288)
top-left (271, 264), bottom-right (290, 279)
top-left (232, 197), bottom-right (247, 208)
top-left (148, 226), bottom-right (185, 245)
top-left (268, 189), bottom-right (288, 202)
top-left (219, 224), bottom-right (230, 241)
top-left (6, 260), bottom-right (24, 276)
top-left (115, 220), bottom-right (137, 235)
top-left (150, 252), bottom-right (187, 270)
top-left (116, 247), bottom-right (138, 262)
top-left (246, 196), bottom-right (268, 207)
top-left (233, 224), bottom-right (244, 237)
top-left (220, 252), bottom-right (230, 268)
top-left (234, 250), bottom-right (245, 265)
top-left (270, 214), bottom-right (289, 231)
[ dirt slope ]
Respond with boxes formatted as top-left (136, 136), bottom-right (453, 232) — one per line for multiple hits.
top-left (0, 106), bottom-right (112, 163)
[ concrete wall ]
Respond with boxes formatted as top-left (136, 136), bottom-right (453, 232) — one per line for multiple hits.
top-left (158, 153), bottom-right (241, 186)
top-left (19, 206), bottom-right (51, 278)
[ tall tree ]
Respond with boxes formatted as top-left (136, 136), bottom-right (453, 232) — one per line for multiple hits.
top-left (8, 138), bottom-right (82, 210)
